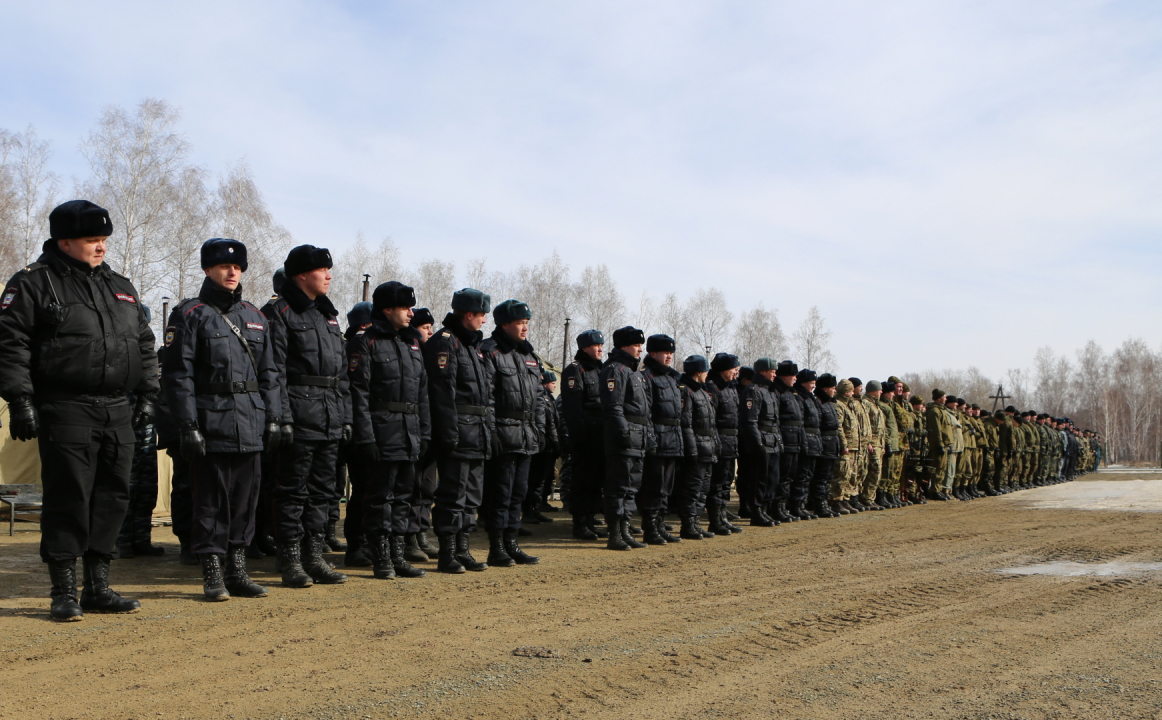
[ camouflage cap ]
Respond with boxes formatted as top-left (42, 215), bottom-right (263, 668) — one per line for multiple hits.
top-left (910, 396), bottom-right (924, 405)
top-left (837, 378), bottom-right (854, 394)
top-left (901, 382), bottom-right (911, 392)
top-left (886, 375), bottom-right (902, 385)
top-left (971, 403), bottom-right (980, 410)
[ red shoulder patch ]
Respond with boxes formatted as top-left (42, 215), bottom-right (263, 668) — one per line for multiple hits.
top-left (114, 293), bottom-right (136, 304)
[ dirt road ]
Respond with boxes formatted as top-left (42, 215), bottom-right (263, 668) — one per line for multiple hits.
top-left (3, 473), bottom-right (1161, 719)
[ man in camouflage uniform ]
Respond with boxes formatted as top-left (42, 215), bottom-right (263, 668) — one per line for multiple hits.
top-left (875, 381), bottom-right (901, 508)
top-left (907, 394), bottom-right (929, 502)
top-left (925, 389), bottom-right (954, 500)
top-left (855, 380), bottom-right (886, 510)
top-left (830, 379), bottom-right (861, 512)
top-left (887, 378), bottom-right (914, 505)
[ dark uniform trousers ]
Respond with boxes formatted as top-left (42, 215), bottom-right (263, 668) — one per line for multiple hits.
top-left (604, 455), bottom-right (644, 518)
top-left (118, 422), bottom-right (159, 547)
top-left (745, 450), bottom-right (780, 508)
top-left (275, 439), bottom-right (340, 540)
top-left (364, 460), bottom-right (417, 537)
top-left (791, 455), bottom-right (815, 506)
top-left (638, 456), bottom-right (678, 513)
top-left (342, 449), bottom-right (370, 540)
top-left (812, 458), bottom-right (835, 504)
top-left (330, 447), bottom-right (346, 526)
top-left (776, 451), bottom-right (800, 506)
top-left (168, 449), bottom-right (193, 545)
top-left (254, 446), bottom-right (280, 542)
top-left (190, 451), bottom-right (261, 555)
top-left (524, 451), bottom-right (556, 514)
top-left (411, 457), bottom-right (439, 533)
top-left (569, 443), bottom-right (605, 515)
top-left (482, 453), bottom-right (531, 531)
top-left (37, 399), bottom-right (135, 563)
top-left (735, 454), bottom-right (754, 508)
top-left (708, 457), bottom-right (735, 510)
top-left (433, 457), bottom-right (484, 534)
top-left (680, 459), bottom-right (713, 516)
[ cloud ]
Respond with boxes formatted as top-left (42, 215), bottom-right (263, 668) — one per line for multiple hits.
top-left (2, 0), bottom-right (1161, 378)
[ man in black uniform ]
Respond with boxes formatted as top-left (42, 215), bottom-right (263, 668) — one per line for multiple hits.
top-left (165, 238), bottom-right (282, 600)
top-left (638, 334), bottom-right (683, 546)
top-left (814, 374), bottom-right (844, 515)
top-left (424, 288), bottom-right (492, 573)
top-left (600, 326), bottom-right (651, 551)
top-left (772, 360), bottom-right (806, 521)
top-left (560, 329), bottom-right (607, 541)
top-left (254, 267), bottom-right (287, 558)
top-left (522, 370), bottom-right (560, 527)
top-left (405, 307), bottom-right (440, 563)
top-left (677, 355), bottom-right (720, 539)
top-left (740, 358), bottom-right (781, 527)
top-left (0, 200), bottom-right (156, 621)
top-left (705, 353), bottom-right (742, 536)
top-left (262, 245), bottom-right (352, 587)
top-left (341, 301), bottom-right (374, 567)
top-left (480, 299), bottom-right (545, 567)
top-left (795, 369), bottom-right (835, 517)
top-left (348, 281), bottom-right (430, 580)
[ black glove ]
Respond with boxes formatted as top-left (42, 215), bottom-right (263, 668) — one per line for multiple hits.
top-left (341, 424), bottom-right (352, 445)
top-left (264, 422), bottom-right (282, 451)
top-left (8, 397), bottom-right (38, 441)
top-left (420, 440), bottom-right (429, 457)
top-left (132, 395), bottom-right (155, 430)
top-left (180, 425), bottom-right (206, 461)
top-left (490, 432), bottom-right (503, 459)
top-left (280, 423), bottom-right (295, 447)
top-left (359, 443), bottom-right (380, 463)
top-left (434, 438), bottom-right (459, 455)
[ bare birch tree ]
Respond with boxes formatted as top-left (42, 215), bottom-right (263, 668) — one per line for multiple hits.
top-left (574, 264), bottom-right (625, 345)
top-left (160, 165), bottom-right (212, 304)
top-left (683, 287), bottom-right (733, 360)
top-left (732, 304), bottom-right (788, 365)
top-left (511, 252), bottom-right (573, 354)
top-left (0, 126), bottom-right (59, 274)
top-left (792, 306), bottom-right (836, 372)
top-left (409, 259), bottom-right (457, 314)
top-left (211, 162), bottom-right (293, 305)
top-left (656, 292), bottom-right (686, 359)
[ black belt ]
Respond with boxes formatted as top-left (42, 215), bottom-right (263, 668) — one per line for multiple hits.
top-left (782, 420), bottom-right (803, 427)
top-left (372, 400), bottom-right (419, 414)
top-left (821, 430), bottom-right (839, 437)
top-left (497, 409), bottom-right (532, 421)
top-left (37, 393), bottom-right (130, 407)
top-left (456, 404), bottom-right (487, 416)
top-left (625, 414), bottom-right (648, 426)
top-left (288, 375), bottom-right (340, 389)
top-left (198, 380), bottom-right (258, 394)
top-left (695, 429), bottom-right (716, 437)
top-left (759, 423), bottom-right (778, 433)
top-left (805, 428), bottom-right (820, 435)
top-left (717, 428), bottom-right (738, 436)
top-left (653, 417), bottom-right (680, 427)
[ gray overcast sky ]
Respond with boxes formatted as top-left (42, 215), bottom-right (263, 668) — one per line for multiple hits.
top-left (3, 1), bottom-right (1160, 379)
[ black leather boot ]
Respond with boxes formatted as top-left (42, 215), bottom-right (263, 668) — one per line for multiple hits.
top-left (656, 512), bottom-right (681, 542)
top-left (48, 560), bottom-right (83, 622)
top-left (487, 529), bottom-right (515, 567)
top-left (738, 499), bottom-right (752, 518)
top-left (589, 515), bottom-right (609, 538)
top-left (255, 533), bottom-right (278, 556)
top-left (707, 506), bottom-right (731, 535)
top-left (437, 533), bottom-right (466, 574)
top-left (503, 528), bottom-right (540, 564)
top-left (390, 535), bottom-right (426, 578)
top-left (403, 534), bottom-right (429, 563)
top-left (224, 547), bottom-right (268, 598)
top-left (303, 533), bottom-right (348, 584)
top-left (279, 539), bottom-right (314, 587)
top-left (723, 506), bottom-right (744, 532)
top-left (368, 535), bottom-right (396, 579)
top-left (750, 504), bottom-right (775, 526)
top-left (725, 507), bottom-right (741, 521)
top-left (605, 514), bottom-right (630, 551)
top-left (696, 514), bottom-right (715, 538)
top-left (416, 530), bottom-right (439, 558)
top-left (680, 515), bottom-right (703, 539)
top-left (621, 517), bottom-right (647, 548)
top-left (572, 514), bottom-right (598, 540)
top-left (344, 536), bottom-right (372, 567)
top-left (80, 556), bottom-right (141, 613)
top-left (456, 530), bottom-right (488, 571)
top-left (641, 511), bottom-right (667, 545)
top-left (325, 521), bottom-right (347, 552)
top-left (627, 521), bottom-right (643, 536)
top-left (773, 502), bottom-right (795, 522)
top-left (199, 553), bottom-right (230, 602)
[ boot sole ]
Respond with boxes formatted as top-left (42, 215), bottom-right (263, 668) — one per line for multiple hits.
top-left (52, 614), bottom-right (84, 622)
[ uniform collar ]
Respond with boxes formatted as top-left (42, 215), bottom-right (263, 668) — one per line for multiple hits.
top-left (643, 354), bottom-right (678, 377)
top-left (574, 349), bottom-right (602, 371)
top-left (442, 313), bottom-right (483, 347)
top-left (607, 347), bottom-right (640, 371)
top-left (199, 277), bottom-right (243, 312)
top-left (40, 239), bottom-right (109, 277)
top-left (490, 326), bottom-right (534, 355)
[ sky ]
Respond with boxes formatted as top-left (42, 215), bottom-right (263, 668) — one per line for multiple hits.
top-left (2, 0), bottom-right (1161, 380)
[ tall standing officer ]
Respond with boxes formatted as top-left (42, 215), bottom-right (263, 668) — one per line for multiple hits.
top-left (705, 353), bottom-right (742, 535)
top-left (164, 238), bottom-right (281, 601)
top-left (424, 289), bottom-right (493, 573)
top-left (638, 334), bottom-right (683, 545)
top-left (262, 245), bottom-right (352, 586)
top-left (772, 361), bottom-right (806, 521)
top-left (480, 299), bottom-right (545, 567)
top-left (560, 330), bottom-right (608, 540)
top-left (348, 281), bottom-right (430, 580)
top-left (0, 200), bottom-right (157, 621)
top-left (600, 326), bottom-right (652, 550)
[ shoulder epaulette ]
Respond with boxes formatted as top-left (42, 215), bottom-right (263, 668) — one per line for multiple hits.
top-left (21, 262), bottom-right (47, 274)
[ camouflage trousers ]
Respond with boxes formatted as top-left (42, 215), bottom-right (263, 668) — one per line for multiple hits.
top-left (830, 451), bottom-right (859, 500)
top-left (861, 448), bottom-right (883, 501)
top-left (880, 452), bottom-right (903, 495)
top-left (980, 449), bottom-right (995, 492)
top-left (957, 449), bottom-right (980, 489)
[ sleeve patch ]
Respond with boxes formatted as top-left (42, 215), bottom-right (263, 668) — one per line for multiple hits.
top-left (327, 318), bottom-right (339, 326)
top-left (568, 378), bottom-right (576, 388)
top-left (607, 380), bottom-right (615, 391)
top-left (349, 353), bottom-right (361, 372)
top-left (165, 327), bottom-right (175, 347)
top-left (746, 399), bottom-right (753, 409)
top-left (246, 322), bottom-right (264, 331)
top-left (114, 293), bottom-right (136, 303)
top-left (436, 352), bottom-right (449, 369)
top-left (1, 288), bottom-right (16, 310)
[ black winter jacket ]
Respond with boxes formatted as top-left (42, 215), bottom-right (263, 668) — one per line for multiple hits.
top-left (541, 386), bottom-right (561, 456)
top-left (481, 328), bottom-right (545, 456)
top-left (816, 390), bottom-right (842, 459)
top-left (640, 355), bottom-right (684, 457)
top-left (560, 350), bottom-right (604, 451)
top-left (795, 383), bottom-right (823, 457)
top-left (679, 374), bottom-right (719, 462)
top-left (424, 314), bottom-right (494, 460)
top-left (163, 278), bottom-right (280, 453)
top-left (739, 376), bottom-right (781, 455)
top-left (773, 379), bottom-right (805, 452)
top-left (706, 373), bottom-right (739, 459)
top-left (0, 240), bottom-right (159, 403)
top-left (348, 316), bottom-right (430, 461)
top-left (262, 282), bottom-right (351, 442)
top-left (600, 347), bottom-right (653, 457)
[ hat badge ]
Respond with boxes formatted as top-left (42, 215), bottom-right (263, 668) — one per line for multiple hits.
top-left (228, 247), bottom-right (234, 253)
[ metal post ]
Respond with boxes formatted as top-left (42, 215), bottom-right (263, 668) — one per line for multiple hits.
top-left (161, 297), bottom-right (170, 324)
top-left (362, 274), bottom-right (371, 302)
top-left (561, 317), bottom-right (571, 369)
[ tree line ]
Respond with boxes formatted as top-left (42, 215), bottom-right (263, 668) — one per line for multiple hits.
top-left (2, 99), bottom-right (1158, 462)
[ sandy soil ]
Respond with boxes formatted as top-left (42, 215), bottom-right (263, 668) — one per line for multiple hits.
top-left (3, 472), bottom-right (1162, 720)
